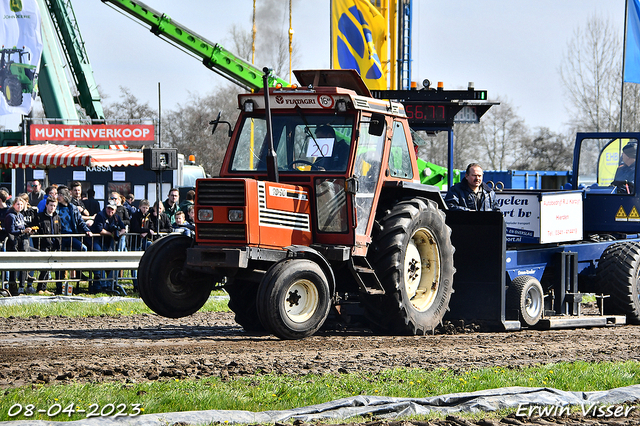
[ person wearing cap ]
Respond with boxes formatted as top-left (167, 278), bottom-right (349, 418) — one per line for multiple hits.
top-left (613, 143), bottom-right (637, 189)
top-left (445, 163), bottom-right (500, 211)
top-left (90, 202), bottom-right (126, 293)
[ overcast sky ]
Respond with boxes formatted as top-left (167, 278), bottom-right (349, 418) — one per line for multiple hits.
top-left (0, 1), bottom-right (627, 134)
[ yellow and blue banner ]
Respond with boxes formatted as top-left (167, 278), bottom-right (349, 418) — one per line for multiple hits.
top-left (331, 0), bottom-right (387, 90)
top-left (625, 0), bottom-right (640, 83)
top-left (0, 0), bottom-right (42, 115)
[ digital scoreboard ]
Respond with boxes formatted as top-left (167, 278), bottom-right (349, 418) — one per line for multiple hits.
top-left (371, 88), bottom-right (494, 128)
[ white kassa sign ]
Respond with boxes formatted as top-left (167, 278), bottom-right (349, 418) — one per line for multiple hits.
top-left (539, 192), bottom-right (583, 244)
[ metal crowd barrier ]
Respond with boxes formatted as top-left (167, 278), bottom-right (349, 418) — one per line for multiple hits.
top-left (0, 232), bottom-right (173, 295)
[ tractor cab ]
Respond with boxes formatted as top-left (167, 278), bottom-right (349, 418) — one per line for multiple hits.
top-left (214, 70), bottom-right (417, 252)
top-left (573, 132), bottom-right (640, 235)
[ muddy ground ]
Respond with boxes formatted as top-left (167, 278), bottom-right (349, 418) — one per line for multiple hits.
top-left (1, 311), bottom-right (640, 425)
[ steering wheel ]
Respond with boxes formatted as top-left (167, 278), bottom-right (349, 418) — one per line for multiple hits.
top-left (611, 180), bottom-right (635, 194)
top-left (288, 159), bottom-right (321, 171)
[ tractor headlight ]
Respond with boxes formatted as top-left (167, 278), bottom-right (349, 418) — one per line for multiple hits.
top-left (198, 208), bottom-right (213, 221)
top-left (228, 209), bottom-right (244, 222)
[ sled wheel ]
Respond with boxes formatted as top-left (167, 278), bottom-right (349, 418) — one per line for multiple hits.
top-left (257, 259), bottom-right (331, 340)
top-left (366, 198), bottom-right (455, 335)
top-left (595, 241), bottom-right (640, 323)
top-left (138, 234), bottom-right (211, 318)
top-left (3, 77), bottom-right (22, 106)
top-left (507, 275), bottom-right (543, 327)
top-left (226, 278), bottom-right (265, 332)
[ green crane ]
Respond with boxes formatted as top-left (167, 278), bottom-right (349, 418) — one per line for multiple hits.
top-left (101, 0), bottom-right (290, 91)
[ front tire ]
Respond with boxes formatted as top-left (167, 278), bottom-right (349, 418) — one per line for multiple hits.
top-left (595, 241), bottom-right (640, 323)
top-left (366, 198), bottom-right (455, 334)
top-left (138, 235), bottom-right (211, 318)
top-left (226, 278), bottom-right (264, 332)
top-left (256, 259), bottom-right (331, 340)
top-left (507, 275), bottom-right (543, 327)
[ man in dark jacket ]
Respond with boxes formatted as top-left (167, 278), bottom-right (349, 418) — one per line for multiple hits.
top-left (163, 188), bottom-right (181, 224)
top-left (84, 188), bottom-right (101, 216)
top-left (90, 202), bottom-right (126, 293)
top-left (445, 163), bottom-right (499, 212)
top-left (37, 197), bottom-right (62, 293)
top-left (613, 142), bottom-right (637, 192)
top-left (56, 188), bottom-right (92, 251)
top-left (150, 201), bottom-right (172, 234)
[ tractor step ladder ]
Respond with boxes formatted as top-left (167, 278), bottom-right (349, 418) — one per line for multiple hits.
top-left (348, 256), bottom-right (385, 295)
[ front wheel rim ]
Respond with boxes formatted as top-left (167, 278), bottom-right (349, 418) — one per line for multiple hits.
top-left (404, 228), bottom-right (440, 312)
top-left (525, 285), bottom-right (542, 318)
top-left (284, 279), bottom-right (319, 323)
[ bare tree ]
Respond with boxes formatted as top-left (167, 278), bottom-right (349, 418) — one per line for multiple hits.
top-left (559, 15), bottom-right (621, 132)
top-left (621, 82), bottom-right (640, 132)
top-left (228, 0), bottom-right (300, 79)
top-left (162, 85), bottom-right (242, 176)
top-left (513, 127), bottom-right (573, 171)
top-left (103, 87), bottom-right (157, 120)
top-left (456, 97), bottom-right (529, 170)
top-left (228, 23), bottom-right (254, 62)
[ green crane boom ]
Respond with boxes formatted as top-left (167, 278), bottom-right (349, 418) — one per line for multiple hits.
top-left (44, 0), bottom-right (105, 119)
top-left (101, 0), bottom-right (290, 91)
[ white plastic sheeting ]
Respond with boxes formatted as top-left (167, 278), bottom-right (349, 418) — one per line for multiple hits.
top-left (2, 385), bottom-right (640, 426)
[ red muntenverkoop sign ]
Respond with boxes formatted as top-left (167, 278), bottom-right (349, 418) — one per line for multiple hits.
top-left (30, 124), bottom-right (155, 144)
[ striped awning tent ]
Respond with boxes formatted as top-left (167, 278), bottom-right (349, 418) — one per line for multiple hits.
top-left (0, 144), bottom-right (143, 169)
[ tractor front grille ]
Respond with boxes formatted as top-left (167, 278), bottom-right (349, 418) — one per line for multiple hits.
top-left (197, 180), bottom-right (246, 206)
top-left (197, 223), bottom-right (246, 241)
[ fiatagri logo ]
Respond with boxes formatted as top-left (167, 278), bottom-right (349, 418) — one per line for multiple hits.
top-left (9, 0), bottom-right (22, 13)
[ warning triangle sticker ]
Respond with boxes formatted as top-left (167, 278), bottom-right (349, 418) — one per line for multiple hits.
top-left (630, 206), bottom-right (640, 222)
top-left (616, 205), bottom-right (628, 221)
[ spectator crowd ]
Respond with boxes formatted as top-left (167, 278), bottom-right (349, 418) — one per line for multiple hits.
top-left (0, 180), bottom-right (196, 297)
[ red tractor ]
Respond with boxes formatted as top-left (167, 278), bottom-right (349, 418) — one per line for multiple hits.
top-left (138, 69), bottom-right (455, 339)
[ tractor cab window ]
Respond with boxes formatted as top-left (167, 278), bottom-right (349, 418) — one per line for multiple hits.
top-left (353, 119), bottom-right (387, 235)
top-left (578, 137), bottom-right (638, 194)
top-left (388, 121), bottom-right (413, 179)
top-left (230, 114), bottom-right (354, 173)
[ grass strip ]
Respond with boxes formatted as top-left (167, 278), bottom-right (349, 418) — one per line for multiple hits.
top-left (1, 361), bottom-right (639, 422)
top-left (0, 296), bottom-right (229, 318)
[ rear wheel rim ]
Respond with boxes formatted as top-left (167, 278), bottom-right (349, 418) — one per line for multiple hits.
top-left (404, 228), bottom-right (440, 312)
top-left (284, 279), bottom-right (319, 323)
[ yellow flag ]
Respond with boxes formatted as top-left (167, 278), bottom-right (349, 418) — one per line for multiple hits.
top-left (331, 0), bottom-right (387, 90)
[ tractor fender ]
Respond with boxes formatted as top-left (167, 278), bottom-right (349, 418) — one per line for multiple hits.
top-left (284, 245), bottom-right (336, 295)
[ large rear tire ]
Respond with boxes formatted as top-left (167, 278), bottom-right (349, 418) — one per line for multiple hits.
top-left (138, 235), bottom-right (211, 318)
top-left (3, 77), bottom-right (22, 107)
top-left (507, 275), bottom-right (543, 327)
top-left (595, 241), bottom-right (640, 323)
top-left (365, 198), bottom-right (455, 335)
top-left (256, 259), bottom-right (331, 339)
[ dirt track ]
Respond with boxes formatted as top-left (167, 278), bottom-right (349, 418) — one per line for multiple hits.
top-left (1, 311), bottom-right (640, 389)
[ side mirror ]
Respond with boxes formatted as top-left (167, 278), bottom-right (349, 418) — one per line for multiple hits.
top-left (209, 111), bottom-right (233, 137)
top-left (368, 113), bottom-right (385, 136)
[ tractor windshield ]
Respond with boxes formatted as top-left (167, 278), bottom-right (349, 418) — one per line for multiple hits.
top-left (577, 136), bottom-right (639, 194)
top-left (230, 114), bottom-right (354, 173)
